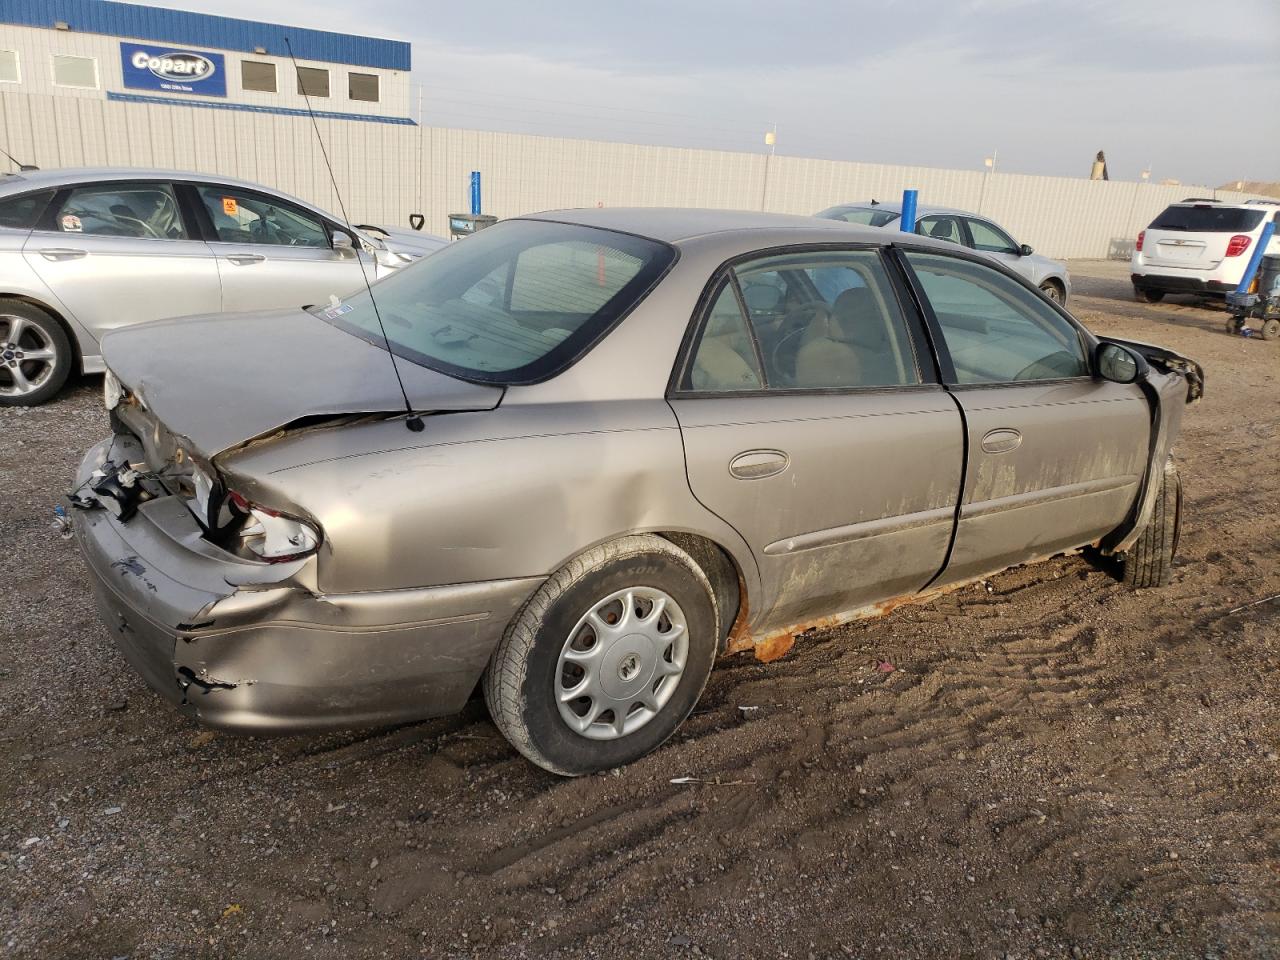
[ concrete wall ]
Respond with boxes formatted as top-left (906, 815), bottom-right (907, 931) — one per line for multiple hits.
top-left (0, 90), bottom-right (1265, 259)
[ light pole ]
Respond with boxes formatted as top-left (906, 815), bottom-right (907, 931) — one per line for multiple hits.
top-left (978, 147), bottom-right (998, 214)
top-left (760, 123), bottom-right (777, 211)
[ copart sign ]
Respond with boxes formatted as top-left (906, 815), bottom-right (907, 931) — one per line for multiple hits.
top-left (120, 43), bottom-right (227, 97)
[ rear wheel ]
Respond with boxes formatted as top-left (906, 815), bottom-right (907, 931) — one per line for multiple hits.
top-left (1134, 286), bottom-right (1165, 303)
top-left (0, 300), bottom-right (72, 406)
top-left (1121, 462), bottom-right (1181, 588)
top-left (483, 535), bottom-right (719, 775)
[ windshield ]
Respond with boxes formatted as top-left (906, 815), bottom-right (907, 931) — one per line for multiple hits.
top-left (317, 219), bottom-right (675, 384)
top-left (1149, 205), bottom-right (1266, 233)
top-left (815, 205), bottom-right (901, 228)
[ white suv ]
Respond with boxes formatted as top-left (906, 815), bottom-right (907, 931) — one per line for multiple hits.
top-left (1131, 199), bottom-right (1280, 302)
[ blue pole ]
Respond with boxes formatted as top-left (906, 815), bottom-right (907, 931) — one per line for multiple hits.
top-left (1233, 221), bottom-right (1274, 295)
top-left (900, 189), bottom-right (918, 235)
top-left (470, 171), bottom-right (481, 216)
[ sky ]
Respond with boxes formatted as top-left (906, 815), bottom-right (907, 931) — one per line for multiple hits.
top-left (159, 0), bottom-right (1279, 187)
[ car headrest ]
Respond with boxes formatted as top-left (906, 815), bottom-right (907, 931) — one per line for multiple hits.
top-left (829, 286), bottom-right (881, 343)
top-left (930, 221), bottom-right (953, 239)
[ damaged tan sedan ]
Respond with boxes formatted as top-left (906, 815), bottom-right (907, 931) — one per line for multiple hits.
top-left (71, 209), bottom-right (1203, 775)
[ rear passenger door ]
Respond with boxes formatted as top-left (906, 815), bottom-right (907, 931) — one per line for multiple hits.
top-left (669, 248), bottom-right (965, 634)
top-left (187, 182), bottom-right (370, 311)
top-left (22, 180), bottom-right (221, 338)
top-left (899, 250), bottom-right (1150, 585)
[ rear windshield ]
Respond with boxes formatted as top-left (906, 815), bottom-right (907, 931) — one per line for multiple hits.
top-left (318, 219), bottom-right (675, 384)
top-left (1149, 205), bottom-right (1265, 233)
top-left (816, 205), bottom-right (901, 228)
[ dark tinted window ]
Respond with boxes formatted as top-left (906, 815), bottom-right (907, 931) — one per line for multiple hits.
top-left (1149, 205), bottom-right (1265, 232)
top-left (296, 66), bottom-right (329, 98)
top-left (907, 252), bottom-right (1088, 383)
top-left (815, 205), bottom-right (900, 228)
top-left (348, 72), bottom-right (379, 102)
top-left (0, 190), bottom-right (53, 229)
top-left (241, 60), bottom-right (276, 92)
top-left (319, 219), bottom-right (675, 384)
top-left (196, 186), bottom-right (328, 247)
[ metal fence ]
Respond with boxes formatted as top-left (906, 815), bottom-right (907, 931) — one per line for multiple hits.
top-left (1, 90), bottom-right (1264, 259)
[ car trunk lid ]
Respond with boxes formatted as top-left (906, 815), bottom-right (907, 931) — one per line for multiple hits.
top-left (102, 308), bottom-right (503, 461)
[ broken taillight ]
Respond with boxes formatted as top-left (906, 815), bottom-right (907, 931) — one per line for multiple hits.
top-left (227, 491), bottom-right (321, 563)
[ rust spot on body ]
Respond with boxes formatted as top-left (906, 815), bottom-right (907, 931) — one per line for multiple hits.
top-left (723, 572), bottom-right (753, 655)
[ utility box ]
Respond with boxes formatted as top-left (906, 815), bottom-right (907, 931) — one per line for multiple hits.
top-left (448, 213), bottom-right (498, 238)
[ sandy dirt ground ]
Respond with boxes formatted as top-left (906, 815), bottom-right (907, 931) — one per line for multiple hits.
top-left (2, 261), bottom-right (1277, 960)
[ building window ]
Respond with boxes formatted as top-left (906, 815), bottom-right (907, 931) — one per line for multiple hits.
top-left (348, 72), bottom-right (379, 103)
top-left (0, 51), bottom-right (19, 84)
top-left (241, 60), bottom-right (276, 93)
top-left (52, 54), bottom-right (98, 89)
top-left (296, 66), bottom-right (329, 98)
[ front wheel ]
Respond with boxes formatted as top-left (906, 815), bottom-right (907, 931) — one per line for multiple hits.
top-left (1121, 462), bottom-right (1181, 588)
top-left (1038, 279), bottom-right (1065, 304)
top-left (483, 536), bottom-right (719, 775)
top-left (1134, 286), bottom-right (1165, 303)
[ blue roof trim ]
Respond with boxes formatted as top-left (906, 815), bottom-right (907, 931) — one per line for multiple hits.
top-left (107, 91), bottom-right (416, 125)
top-left (3, 0), bottom-right (410, 70)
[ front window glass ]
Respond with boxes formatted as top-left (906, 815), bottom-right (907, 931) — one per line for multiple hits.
top-left (197, 186), bottom-right (329, 247)
top-left (906, 253), bottom-right (1088, 383)
top-left (56, 183), bottom-right (187, 239)
top-left (815, 205), bottom-right (901, 228)
top-left (0, 190), bottom-right (53, 229)
top-left (966, 219), bottom-right (1018, 254)
top-left (734, 250), bottom-right (920, 389)
top-left (319, 219), bottom-right (675, 384)
top-left (1149, 205), bottom-right (1264, 233)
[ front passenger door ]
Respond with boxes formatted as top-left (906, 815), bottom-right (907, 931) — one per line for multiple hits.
top-left (963, 217), bottom-right (1033, 283)
top-left (190, 183), bottom-right (370, 311)
top-left (901, 250), bottom-right (1151, 586)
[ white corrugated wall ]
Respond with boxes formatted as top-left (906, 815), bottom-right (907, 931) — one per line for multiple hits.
top-left (0, 91), bottom-right (1266, 259)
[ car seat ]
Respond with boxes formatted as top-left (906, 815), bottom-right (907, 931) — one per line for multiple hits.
top-left (690, 300), bottom-right (762, 391)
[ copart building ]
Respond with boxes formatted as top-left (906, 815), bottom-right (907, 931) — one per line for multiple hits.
top-left (0, 0), bottom-right (413, 126)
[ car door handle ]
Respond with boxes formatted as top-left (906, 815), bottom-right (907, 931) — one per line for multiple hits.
top-left (37, 248), bottom-right (88, 261)
top-left (225, 253), bottom-right (266, 265)
top-left (729, 450), bottom-right (789, 480)
top-left (981, 428), bottom-right (1023, 454)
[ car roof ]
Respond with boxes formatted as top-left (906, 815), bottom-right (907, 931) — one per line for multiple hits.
top-left (821, 200), bottom-right (982, 219)
top-left (521, 207), bottom-right (895, 245)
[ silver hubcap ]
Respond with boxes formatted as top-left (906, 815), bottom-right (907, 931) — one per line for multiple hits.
top-left (556, 587), bottom-right (688, 741)
top-left (0, 315), bottom-right (56, 397)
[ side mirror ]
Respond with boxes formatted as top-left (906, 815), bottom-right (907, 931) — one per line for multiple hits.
top-left (1019, 243), bottom-right (1034, 257)
top-left (331, 231), bottom-right (356, 257)
top-left (1095, 342), bottom-right (1145, 384)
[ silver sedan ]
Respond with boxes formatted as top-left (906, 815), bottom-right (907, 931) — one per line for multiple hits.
top-left (0, 166), bottom-right (445, 405)
top-left (70, 209), bottom-right (1201, 775)
top-left (815, 200), bottom-right (1071, 304)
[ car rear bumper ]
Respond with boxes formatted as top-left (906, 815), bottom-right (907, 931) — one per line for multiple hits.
top-left (1130, 273), bottom-right (1236, 295)
top-left (73, 437), bottom-right (542, 733)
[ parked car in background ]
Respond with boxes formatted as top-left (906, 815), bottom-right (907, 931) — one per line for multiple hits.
top-left (815, 201), bottom-right (1071, 304)
top-left (1130, 198), bottom-right (1280, 303)
top-left (0, 167), bottom-right (446, 405)
top-left (70, 208), bottom-right (1201, 775)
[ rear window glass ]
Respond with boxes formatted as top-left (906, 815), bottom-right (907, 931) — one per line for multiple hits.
top-left (0, 190), bottom-right (53, 229)
top-left (318, 219), bottom-right (675, 384)
top-left (1149, 205), bottom-right (1265, 233)
top-left (816, 205), bottom-right (901, 228)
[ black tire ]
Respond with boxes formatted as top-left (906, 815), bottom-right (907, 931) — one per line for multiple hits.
top-left (1134, 286), bottom-right (1165, 303)
top-left (1039, 279), bottom-right (1066, 305)
top-left (1121, 462), bottom-right (1181, 588)
top-left (483, 535), bottom-right (719, 775)
top-left (0, 299), bottom-right (73, 406)
top-left (1261, 317), bottom-right (1280, 341)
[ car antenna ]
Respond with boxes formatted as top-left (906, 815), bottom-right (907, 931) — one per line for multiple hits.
top-left (0, 144), bottom-right (37, 171)
top-left (285, 36), bottom-right (424, 433)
